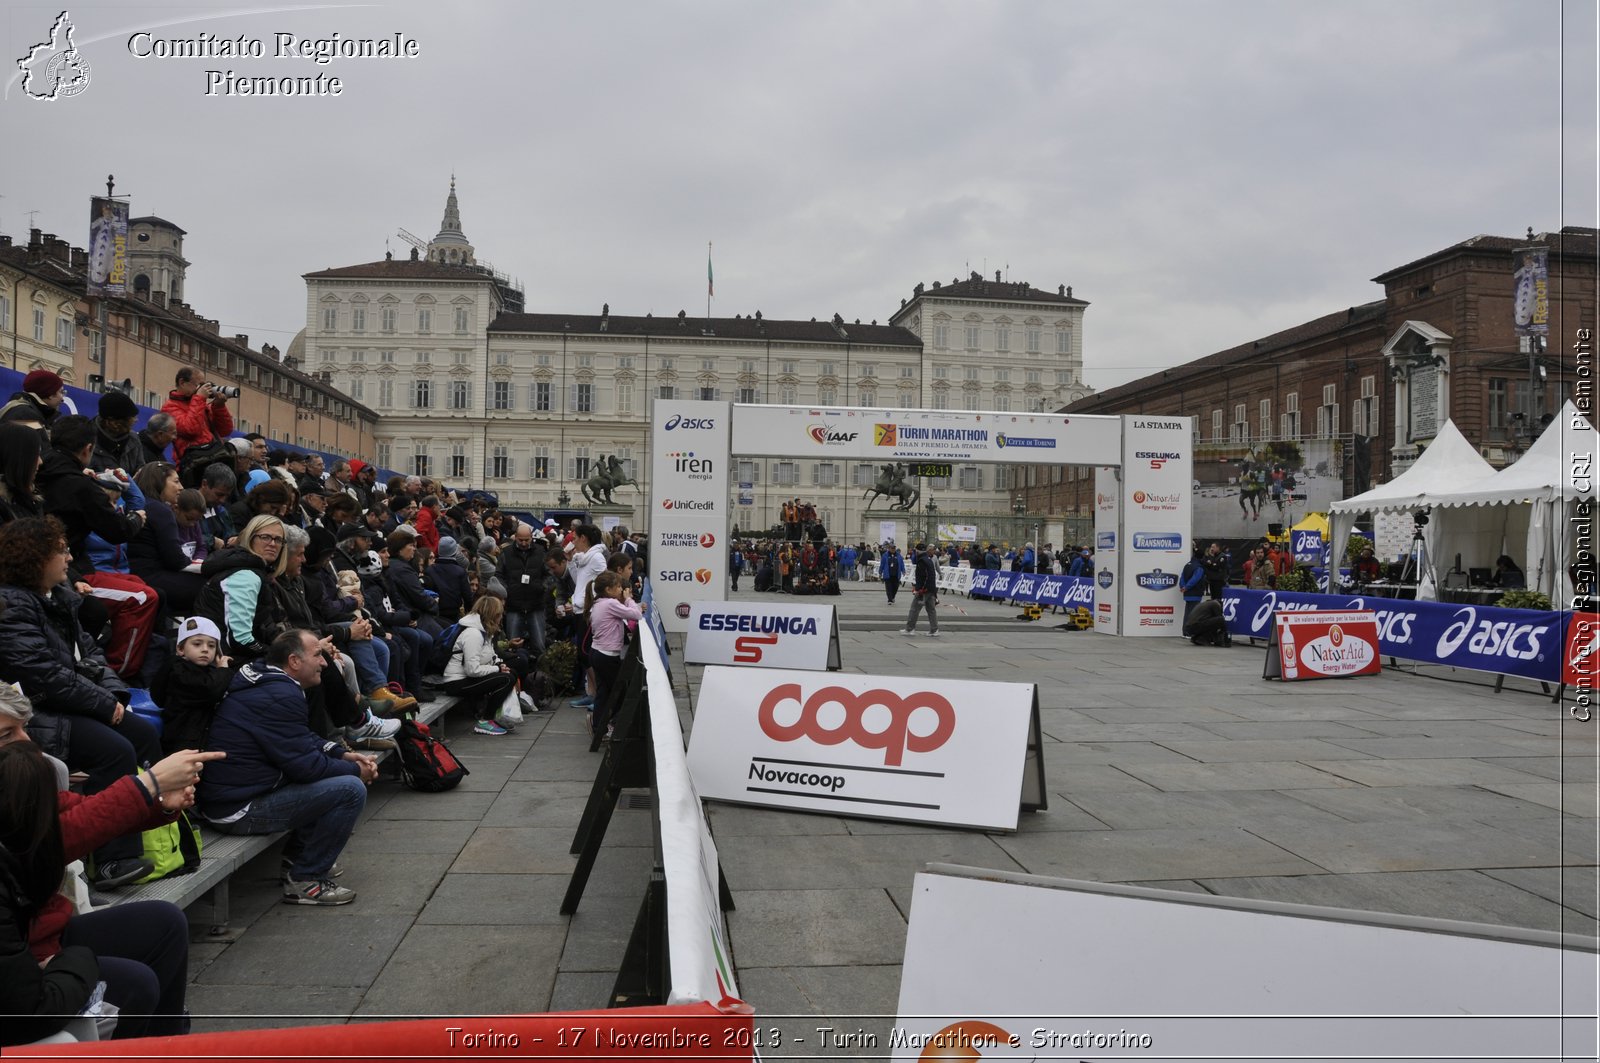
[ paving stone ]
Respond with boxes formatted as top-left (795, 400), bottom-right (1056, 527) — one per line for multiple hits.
top-left (480, 782), bottom-right (605, 827)
top-left (196, 914), bottom-right (411, 988)
top-left (1126, 879), bottom-right (1214, 894)
top-left (187, 985), bottom-right (366, 1032)
top-left (1190, 720), bottom-right (1389, 740)
top-left (1482, 867), bottom-right (1600, 920)
top-left (993, 826), bottom-right (1321, 882)
top-left (1043, 741), bottom-right (1202, 765)
top-left (1050, 763), bottom-right (1160, 793)
top-left (1324, 719), bottom-right (1537, 739)
top-left (1115, 760), bottom-right (1360, 792)
top-left (370, 789), bottom-right (501, 821)
top-left (1474, 780), bottom-right (1599, 814)
top-left (548, 971), bottom-right (616, 1012)
top-left (1064, 788), bottom-right (1351, 830)
top-left (450, 827), bottom-right (583, 874)
top-left (356, 924), bottom-right (566, 1016)
top-left (1244, 817), bottom-right (1584, 875)
top-left (510, 749), bottom-right (615, 782)
top-left (733, 964), bottom-right (902, 1060)
top-left (1281, 784), bottom-right (1564, 823)
top-left (1196, 870), bottom-right (1597, 936)
top-left (1319, 736), bottom-right (1536, 759)
top-left (1305, 758), bottom-right (1558, 789)
top-left (728, 888), bottom-right (906, 967)
top-left (707, 802), bottom-right (852, 836)
top-left (715, 832), bottom-right (1021, 890)
top-left (339, 818), bottom-right (478, 855)
top-left (418, 872), bottom-right (571, 925)
top-left (1477, 757), bottom-right (1600, 782)
top-left (1154, 739), bottom-right (1372, 763)
top-left (557, 891), bottom-right (642, 971)
top-left (279, 852), bottom-right (454, 918)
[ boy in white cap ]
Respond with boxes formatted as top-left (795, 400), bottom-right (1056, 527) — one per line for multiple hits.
top-left (152, 616), bottom-right (234, 755)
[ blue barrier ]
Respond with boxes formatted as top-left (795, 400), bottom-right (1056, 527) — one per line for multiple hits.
top-left (968, 569), bottom-right (1095, 609)
top-left (1222, 588), bottom-right (1566, 683)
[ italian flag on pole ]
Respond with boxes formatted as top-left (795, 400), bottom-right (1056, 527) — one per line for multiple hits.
top-left (707, 243), bottom-right (714, 297)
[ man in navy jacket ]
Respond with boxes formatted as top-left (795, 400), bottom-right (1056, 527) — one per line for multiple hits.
top-left (197, 629), bottom-right (377, 906)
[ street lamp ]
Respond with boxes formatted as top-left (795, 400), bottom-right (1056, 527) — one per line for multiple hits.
top-left (1013, 495), bottom-right (1027, 550)
top-left (926, 497), bottom-right (938, 545)
top-left (557, 487), bottom-right (571, 508)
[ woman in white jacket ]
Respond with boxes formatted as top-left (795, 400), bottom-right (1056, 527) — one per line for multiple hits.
top-left (443, 596), bottom-right (518, 736)
top-left (565, 524), bottom-right (609, 711)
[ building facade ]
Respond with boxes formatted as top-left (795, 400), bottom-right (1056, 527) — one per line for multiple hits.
top-left (0, 231), bottom-right (85, 381)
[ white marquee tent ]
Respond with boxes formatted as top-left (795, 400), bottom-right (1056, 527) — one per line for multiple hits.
top-left (1328, 420), bottom-right (1496, 590)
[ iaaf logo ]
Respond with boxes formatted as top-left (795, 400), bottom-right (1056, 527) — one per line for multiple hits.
top-left (758, 683), bottom-right (955, 766)
top-left (1436, 606), bottom-right (1550, 662)
top-left (663, 413), bottom-right (717, 430)
top-left (1135, 450), bottom-right (1181, 470)
top-left (661, 498), bottom-right (715, 511)
top-left (807, 423), bottom-right (859, 445)
top-left (658, 568), bottom-right (713, 584)
top-left (1136, 569), bottom-right (1177, 591)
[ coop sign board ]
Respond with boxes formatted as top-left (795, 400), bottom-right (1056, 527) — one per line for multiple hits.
top-left (1265, 609), bottom-right (1382, 681)
top-left (686, 668), bottom-right (1038, 831)
top-left (683, 601), bottom-right (842, 671)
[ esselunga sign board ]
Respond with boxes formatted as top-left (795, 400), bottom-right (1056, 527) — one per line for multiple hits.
top-left (683, 601), bottom-right (841, 671)
top-left (686, 668), bottom-right (1035, 831)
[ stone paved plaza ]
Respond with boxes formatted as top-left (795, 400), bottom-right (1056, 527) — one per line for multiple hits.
top-left (184, 582), bottom-right (1597, 1042)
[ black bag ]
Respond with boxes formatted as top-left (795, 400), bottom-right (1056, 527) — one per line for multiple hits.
top-left (178, 435), bottom-right (232, 488)
top-left (395, 719), bottom-right (468, 792)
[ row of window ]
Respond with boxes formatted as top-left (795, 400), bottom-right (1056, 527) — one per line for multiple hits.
top-left (321, 306), bottom-right (472, 334)
top-left (0, 297), bottom-right (74, 352)
top-left (1210, 380), bottom-right (1381, 443)
top-left (929, 324), bottom-right (1070, 354)
top-left (735, 461), bottom-right (986, 491)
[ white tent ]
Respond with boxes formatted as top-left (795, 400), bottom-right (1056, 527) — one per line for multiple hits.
top-left (1328, 420), bottom-right (1496, 588)
top-left (1422, 401), bottom-right (1595, 603)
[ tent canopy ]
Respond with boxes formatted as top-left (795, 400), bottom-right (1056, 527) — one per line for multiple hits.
top-left (1432, 400), bottom-right (1595, 508)
top-left (1329, 420), bottom-right (1494, 515)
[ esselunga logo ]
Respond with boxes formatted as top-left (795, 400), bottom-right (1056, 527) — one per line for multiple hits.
top-left (1135, 450), bottom-right (1181, 469)
top-left (663, 413), bottom-right (717, 430)
top-left (661, 498), bottom-right (716, 511)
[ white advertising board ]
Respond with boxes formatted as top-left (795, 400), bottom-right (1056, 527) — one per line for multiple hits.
top-left (1119, 415), bottom-right (1194, 636)
top-left (687, 668), bottom-right (1035, 831)
top-left (894, 865), bottom-right (1597, 1061)
top-left (1093, 467), bottom-right (1121, 634)
top-left (877, 519), bottom-right (898, 545)
top-left (683, 601), bottom-right (842, 671)
top-left (729, 404), bottom-right (1123, 465)
top-left (935, 522), bottom-right (978, 542)
top-left (637, 621), bottom-right (740, 1003)
top-left (649, 400), bottom-right (730, 632)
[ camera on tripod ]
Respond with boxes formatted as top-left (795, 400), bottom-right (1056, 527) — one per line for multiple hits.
top-left (1412, 507), bottom-right (1430, 535)
top-left (205, 382), bottom-right (241, 399)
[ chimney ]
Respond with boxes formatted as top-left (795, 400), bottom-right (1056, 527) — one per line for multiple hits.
top-left (263, 343), bottom-right (279, 359)
top-left (71, 248), bottom-right (87, 273)
top-left (52, 239), bottom-right (72, 266)
top-left (152, 290), bottom-right (167, 308)
top-left (205, 319), bottom-right (219, 334)
top-left (27, 229), bottom-right (44, 263)
top-left (0, 235), bottom-right (11, 248)
top-left (409, 246), bottom-right (419, 260)
top-left (234, 333), bottom-right (249, 348)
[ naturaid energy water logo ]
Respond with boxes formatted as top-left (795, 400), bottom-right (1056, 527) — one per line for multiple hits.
top-left (17, 11), bottom-right (92, 101)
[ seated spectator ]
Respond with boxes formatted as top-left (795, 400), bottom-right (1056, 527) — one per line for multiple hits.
top-left (0, 517), bottom-right (163, 888)
top-left (150, 616), bottom-right (233, 756)
top-left (0, 369), bottom-right (66, 430)
top-left (1353, 545), bottom-right (1381, 584)
top-left (1493, 554), bottom-right (1526, 590)
top-left (444, 596), bottom-right (519, 736)
top-left (196, 463), bottom-right (238, 551)
top-left (89, 390), bottom-right (146, 475)
top-left (387, 532), bottom-right (443, 637)
top-left (194, 514), bottom-right (290, 660)
top-left (136, 412), bottom-right (177, 467)
top-left (227, 477), bottom-right (294, 537)
top-left (129, 461), bottom-right (205, 615)
top-left (0, 422), bottom-right (44, 526)
top-left (356, 545), bottom-right (432, 698)
top-left (429, 536), bottom-right (473, 620)
top-left (0, 724), bottom-right (219, 1043)
top-left (197, 630), bottom-right (378, 906)
top-left (173, 489), bottom-right (211, 568)
top-left (160, 368), bottom-right (233, 466)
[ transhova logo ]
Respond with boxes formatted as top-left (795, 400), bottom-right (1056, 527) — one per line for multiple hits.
top-left (17, 11), bottom-right (92, 101)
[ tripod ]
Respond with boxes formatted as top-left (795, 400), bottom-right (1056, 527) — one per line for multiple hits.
top-left (1398, 525), bottom-right (1432, 588)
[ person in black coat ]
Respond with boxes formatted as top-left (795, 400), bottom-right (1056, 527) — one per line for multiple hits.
top-left (387, 532), bottom-right (442, 637)
top-left (0, 422), bottom-right (45, 527)
top-left (128, 462), bottom-right (205, 616)
top-left (356, 547), bottom-right (432, 695)
top-left (36, 416), bottom-right (146, 576)
top-left (428, 536), bottom-right (473, 620)
top-left (0, 517), bottom-right (161, 888)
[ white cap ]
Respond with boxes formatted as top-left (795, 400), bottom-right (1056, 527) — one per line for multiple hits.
top-left (177, 616), bottom-right (222, 646)
top-left (543, 518), bottom-right (558, 527)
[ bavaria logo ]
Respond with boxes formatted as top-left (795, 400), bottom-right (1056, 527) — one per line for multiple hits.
top-left (1132, 532), bottom-right (1183, 551)
top-left (808, 423), bottom-right (859, 445)
top-left (1097, 569), bottom-right (1113, 589)
top-left (1136, 569), bottom-right (1177, 591)
top-left (664, 413), bottom-right (717, 430)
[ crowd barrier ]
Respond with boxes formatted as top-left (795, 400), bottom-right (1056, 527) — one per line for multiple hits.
top-left (959, 567), bottom-right (1097, 609)
top-left (1223, 587), bottom-right (1572, 684)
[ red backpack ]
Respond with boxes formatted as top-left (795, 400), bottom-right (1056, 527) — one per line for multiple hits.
top-left (396, 719), bottom-right (469, 792)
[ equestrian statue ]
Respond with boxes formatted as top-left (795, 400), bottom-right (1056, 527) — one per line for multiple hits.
top-left (863, 462), bottom-right (919, 510)
top-left (582, 455), bottom-right (638, 505)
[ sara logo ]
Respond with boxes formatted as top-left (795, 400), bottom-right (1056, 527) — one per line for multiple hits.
top-left (1435, 606), bottom-right (1549, 662)
top-left (758, 683), bottom-right (955, 766)
top-left (873, 423), bottom-right (898, 446)
top-left (661, 498), bottom-right (715, 511)
top-left (658, 568), bottom-right (714, 584)
top-left (1096, 569), bottom-right (1113, 589)
top-left (807, 423), bottom-right (859, 445)
top-left (663, 413), bottom-right (717, 430)
top-left (1136, 569), bottom-right (1177, 591)
top-left (1132, 532), bottom-right (1183, 551)
top-left (698, 532), bottom-right (716, 548)
top-left (1135, 450), bottom-right (1181, 469)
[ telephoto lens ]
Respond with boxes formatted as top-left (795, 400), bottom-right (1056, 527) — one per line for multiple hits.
top-left (208, 383), bottom-right (241, 399)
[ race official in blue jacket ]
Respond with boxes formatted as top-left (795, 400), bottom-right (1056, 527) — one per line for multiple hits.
top-left (196, 629), bottom-right (377, 906)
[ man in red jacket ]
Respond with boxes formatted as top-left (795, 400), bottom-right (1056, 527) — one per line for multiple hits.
top-left (414, 495), bottom-right (443, 552)
top-left (160, 367), bottom-right (234, 464)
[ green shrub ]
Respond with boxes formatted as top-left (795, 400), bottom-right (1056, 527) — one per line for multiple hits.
top-left (1499, 589), bottom-right (1552, 611)
top-left (1344, 533), bottom-right (1373, 565)
top-left (1274, 567), bottom-right (1318, 593)
top-left (538, 641), bottom-right (578, 692)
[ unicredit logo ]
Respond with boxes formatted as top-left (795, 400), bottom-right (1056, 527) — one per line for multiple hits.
top-left (664, 413), bottom-right (717, 430)
top-left (758, 683), bottom-right (956, 766)
top-left (662, 499), bottom-right (715, 511)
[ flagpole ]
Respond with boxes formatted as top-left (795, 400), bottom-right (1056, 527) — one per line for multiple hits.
top-left (707, 241), bottom-right (713, 321)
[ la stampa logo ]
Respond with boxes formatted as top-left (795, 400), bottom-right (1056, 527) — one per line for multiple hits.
top-left (17, 11), bottom-right (92, 101)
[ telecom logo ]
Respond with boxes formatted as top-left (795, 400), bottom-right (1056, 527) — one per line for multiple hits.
top-left (807, 423), bottom-right (859, 445)
top-left (995, 434), bottom-right (1055, 449)
top-left (1132, 532), bottom-right (1183, 551)
top-left (873, 423), bottom-right (898, 447)
top-left (1135, 450), bottom-right (1181, 470)
top-left (1097, 569), bottom-right (1113, 589)
top-left (663, 413), bottom-right (717, 431)
top-left (1136, 569), bottom-right (1177, 591)
top-left (661, 498), bottom-right (715, 511)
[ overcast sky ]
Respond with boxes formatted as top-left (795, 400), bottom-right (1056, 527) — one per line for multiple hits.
top-left (3, 0), bottom-right (1594, 391)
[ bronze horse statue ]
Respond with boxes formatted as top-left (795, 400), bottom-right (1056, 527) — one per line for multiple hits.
top-left (863, 463), bottom-right (919, 510)
top-left (581, 455), bottom-right (638, 505)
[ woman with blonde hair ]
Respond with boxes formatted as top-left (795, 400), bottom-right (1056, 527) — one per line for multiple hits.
top-left (443, 593), bottom-right (519, 735)
top-left (194, 514), bottom-right (290, 659)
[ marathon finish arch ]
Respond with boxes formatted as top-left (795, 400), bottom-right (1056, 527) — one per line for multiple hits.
top-left (649, 401), bottom-right (1193, 636)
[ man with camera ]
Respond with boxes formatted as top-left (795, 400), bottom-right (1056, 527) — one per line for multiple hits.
top-left (161, 368), bottom-right (236, 465)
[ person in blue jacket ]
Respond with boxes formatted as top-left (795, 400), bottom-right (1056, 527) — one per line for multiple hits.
top-left (1179, 545), bottom-right (1208, 628)
top-left (196, 629), bottom-right (377, 906)
top-left (880, 543), bottom-right (904, 604)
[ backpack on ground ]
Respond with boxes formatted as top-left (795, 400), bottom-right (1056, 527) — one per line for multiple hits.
top-left (396, 719), bottom-right (468, 792)
top-left (425, 621), bottom-right (464, 673)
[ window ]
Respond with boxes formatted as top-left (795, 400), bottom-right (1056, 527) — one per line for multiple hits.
top-left (660, 357), bottom-right (674, 371)
top-left (578, 354), bottom-right (594, 369)
top-left (534, 382), bottom-right (552, 411)
top-left (1026, 327), bottom-right (1041, 353)
top-left (492, 381), bottom-right (511, 410)
top-left (899, 365), bottom-right (915, 379)
top-left (960, 466), bottom-right (982, 490)
top-left (933, 365), bottom-right (949, 380)
top-left (492, 445), bottom-right (510, 479)
top-left (453, 350), bottom-right (468, 365)
top-left (380, 307), bottom-right (396, 331)
top-left (379, 379), bottom-right (394, 407)
top-left (858, 388), bottom-right (875, 406)
top-left (417, 308), bottom-right (432, 333)
top-left (852, 463), bottom-right (875, 488)
top-left (1488, 378), bottom-right (1509, 431)
top-left (818, 361), bottom-right (835, 378)
top-left (349, 379), bottom-right (364, 401)
top-left (1212, 409), bottom-right (1223, 441)
top-left (350, 349), bottom-right (366, 364)
top-left (964, 391), bottom-right (981, 410)
top-left (413, 380), bottom-right (432, 408)
top-left (1056, 329), bottom-right (1072, 354)
top-left (413, 453), bottom-right (430, 476)
top-left (616, 449), bottom-right (635, 479)
top-left (860, 362), bottom-right (877, 378)
top-left (618, 355), bottom-right (634, 369)
top-left (1259, 398), bottom-right (1272, 440)
top-left (55, 318), bottom-right (73, 350)
top-left (376, 442), bottom-right (391, 468)
top-left (995, 393), bottom-right (1010, 412)
top-left (454, 307), bottom-right (469, 333)
top-left (738, 460), bottom-right (760, 483)
top-left (415, 350), bottom-right (430, 365)
top-left (379, 349), bottom-right (394, 363)
top-left (932, 390), bottom-right (948, 410)
top-left (575, 383), bottom-right (594, 413)
top-left (818, 388), bottom-right (836, 405)
top-left (657, 385), bottom-right (676, 400)
top-left (774, 461), bottom-right (798, 486)
top-left (89, 330), bottom-right (104, 364)
top-left (1231, 403), bottom-right (1249, 443)
top-left (615, 382), bottom-right (633, 415)
top-left (1281, 391), bottom-right (1300, 440)
top-left (932, 324), bottom-right (948, 348)
top-left (571, 446), bottom-right (590, 480)
top-left (1317, 384), bottom-right (1340, 438)
top-left (537, 353), bottom-right (552, 367)
top-left (814, 463), bottom-right (839, 487)
top-left (1354, 375), bottom-right (1379, 437)
top-left (964, 366), bottom-right (980, 381)
top-left (737, 386), bottom-right (758, 404)
top-left (996, 326), bottom-right (1010, 352)
top-left (1025, 369), bottom-right (1041, 384)
top-left (449, 379), bottom-right (470, 410)
top-left (494, 351), bottom-right (509, 366)
top-left (965, 326), bottom-right (980, 349)
top-left (779, 360), bottom-right (796, 376)
top-left (698, 386), bottom-right (717, 402)
top-left (33, 308), bottom-right (45, 342)
top-left (781, 385), bottom-right (796, 405)
top-left (351, 307), bottom-right (365, 332)
top-left (0, 295), bottom-right (8, 330)
top-left (450, 444), bottom-right (467, 479)
top-left (533, 447), bottom-right (550, 480)
top-left (323, 307), bottom-right (338, 331)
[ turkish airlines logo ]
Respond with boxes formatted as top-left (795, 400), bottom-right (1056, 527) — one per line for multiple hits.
top-left (699, 532), bottom-right (716, 548)
top-left (757, 683), bottom-right (956, 766)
